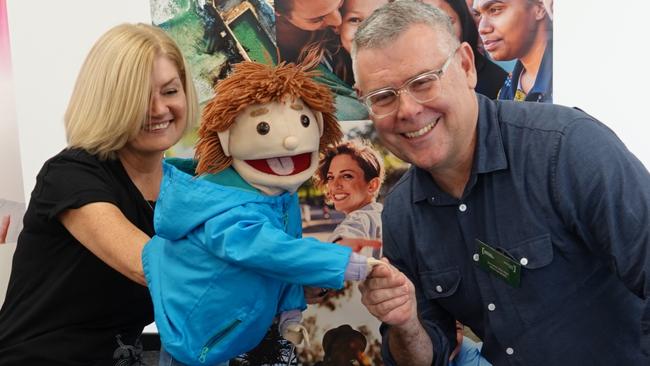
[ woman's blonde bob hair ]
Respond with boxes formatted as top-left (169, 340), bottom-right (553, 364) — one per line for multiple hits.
top-left (64, 23), bottom-right (199, 160)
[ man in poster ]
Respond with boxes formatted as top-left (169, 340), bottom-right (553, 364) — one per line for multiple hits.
top-left (475, 0), bottom-right (552, 102)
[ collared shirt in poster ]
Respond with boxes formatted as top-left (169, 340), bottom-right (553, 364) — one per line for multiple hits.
top-left (498, 38), bottom-right (553, 103)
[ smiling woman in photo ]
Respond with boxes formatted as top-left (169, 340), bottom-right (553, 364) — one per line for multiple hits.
top-left (316, 139), bottom-right (385, 256)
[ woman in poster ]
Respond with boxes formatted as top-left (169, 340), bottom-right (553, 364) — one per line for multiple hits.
top-left (317, 140), bottom-right (384, 254)
top-left (307, 139), bottom-right (386, 365)
top-left (275, 0), bottom-right (369, 120)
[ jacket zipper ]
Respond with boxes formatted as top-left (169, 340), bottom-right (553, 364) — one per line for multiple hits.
top-left (198, 319), bottom-right (242, 363)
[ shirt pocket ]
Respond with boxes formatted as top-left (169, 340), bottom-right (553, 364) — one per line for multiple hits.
top-left (501, 233), bottom-right (560, 325)
top-left (503, 233), bottom-right (553, 270)
top-left (419, 267), bottom-right (461, 303)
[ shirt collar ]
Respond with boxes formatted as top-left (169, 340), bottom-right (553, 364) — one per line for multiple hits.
top-left (510, 37), bottom-right (553, 102)
top-left (411, 94), bottom-right (508, 203)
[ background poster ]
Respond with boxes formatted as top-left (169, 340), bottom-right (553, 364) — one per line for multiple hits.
top-left (0, 0), bottom-right (25, 304)
top-left (150, 0), bottom-right (277, 157)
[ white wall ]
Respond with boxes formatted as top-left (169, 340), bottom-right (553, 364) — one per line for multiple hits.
top-left (7, 0), bottom-right (152, 202)
top-left (554, 0), bottom-right (650, 168)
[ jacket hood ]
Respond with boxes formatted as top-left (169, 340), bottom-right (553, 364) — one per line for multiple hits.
top-left (154, 159), bottom-right (292, 240)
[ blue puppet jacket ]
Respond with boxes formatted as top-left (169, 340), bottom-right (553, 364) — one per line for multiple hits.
top-left (142, 159), bottom-right (352, 365)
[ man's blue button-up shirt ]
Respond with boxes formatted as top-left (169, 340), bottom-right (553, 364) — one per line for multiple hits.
top-left (381, 94), bottom-right (650, 365)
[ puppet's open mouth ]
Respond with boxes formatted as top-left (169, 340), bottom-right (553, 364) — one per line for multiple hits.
top-left (244, 152), bottom-right (312, 176)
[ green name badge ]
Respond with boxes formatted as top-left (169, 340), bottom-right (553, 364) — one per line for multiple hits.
top-left (476, 239), bottom-right (521, 287)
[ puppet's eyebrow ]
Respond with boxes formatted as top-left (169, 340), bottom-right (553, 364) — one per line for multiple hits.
top-left (290, 103), bottom-right (303, 111)
top-left (250, 107), bottom-right (269, 117)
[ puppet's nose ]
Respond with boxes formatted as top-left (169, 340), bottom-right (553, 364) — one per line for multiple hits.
top-left (284, 136), bottom-right (299, 150)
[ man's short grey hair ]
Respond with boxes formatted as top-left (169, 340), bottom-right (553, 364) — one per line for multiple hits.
top-left (351, 0), bottom-right (459, 60)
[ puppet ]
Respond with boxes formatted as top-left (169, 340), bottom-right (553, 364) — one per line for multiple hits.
top-left (143, 61), bottom-right (382, 366)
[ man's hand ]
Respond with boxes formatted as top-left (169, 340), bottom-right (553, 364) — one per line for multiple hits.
top-left (359, 258), bottom-right (417, 327)
top-left (0, 215), bottom-right (10, 244)
top-left (360, 258), bottom-right (433, 365)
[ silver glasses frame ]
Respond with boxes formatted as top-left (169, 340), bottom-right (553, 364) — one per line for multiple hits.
top-left (360, 45), bottom-right (460, 119)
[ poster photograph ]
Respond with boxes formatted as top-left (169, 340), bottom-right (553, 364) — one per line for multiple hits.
top-left (297, 120), bottom-right (407, 365)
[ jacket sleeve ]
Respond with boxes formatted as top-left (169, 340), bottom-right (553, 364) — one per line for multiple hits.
top-left (200, 204), bottom-right (352, 290)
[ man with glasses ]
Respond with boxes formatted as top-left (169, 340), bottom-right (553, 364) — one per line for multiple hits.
top-left (352, 1), bottom-right (650, 365)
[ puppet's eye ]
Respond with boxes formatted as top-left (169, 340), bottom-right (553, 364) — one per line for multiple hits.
top-left (300, 114), bottom-right (310, 128)
top-left (256, 122), bottom-right (270, 135)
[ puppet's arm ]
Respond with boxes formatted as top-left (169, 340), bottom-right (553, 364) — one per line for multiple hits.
top-left (200, 205), bottom-right (378, 289)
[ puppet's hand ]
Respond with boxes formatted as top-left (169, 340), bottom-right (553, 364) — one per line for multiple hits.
top-left (367, 257), bottom-right (385, 275)
top-left (279, 309), bottom-right (310, 347)
top-left (345, 253), bottom-right (386, 281)
top-left (282, 322), bottom-right (310, 347)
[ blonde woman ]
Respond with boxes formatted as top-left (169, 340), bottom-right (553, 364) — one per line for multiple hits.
top-left (0, 23), bottom-right (198, 364)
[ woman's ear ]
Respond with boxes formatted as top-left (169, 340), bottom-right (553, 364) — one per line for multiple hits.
top-left (367, 177), bottom-right (380, 195)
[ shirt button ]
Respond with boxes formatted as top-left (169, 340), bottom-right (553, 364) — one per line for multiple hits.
top-left (458, 204), bottom-right (467, 212)
top-left (506, 347), bottom-right (514, 355)
top-left (487, 303), bottom-right (496, 311)
top-left (472, 253), bottom-right (479, 262)
top-left (435, 285), bottom-right (443, 293)
top-left (520, 257), bottom-right (529, 266)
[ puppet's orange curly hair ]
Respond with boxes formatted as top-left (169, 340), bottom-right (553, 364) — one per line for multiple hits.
top-left (195, 61), bottom-right (342, 175)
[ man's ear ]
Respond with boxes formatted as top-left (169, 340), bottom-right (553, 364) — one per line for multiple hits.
top-left (459, 42), bottom-right (477, 90)
top-left (314, 111), bottom-right (324, 137)
top-left (534, 0), bottom-right (548, 20)
top-left (217, 129), bottom-right (231, 157)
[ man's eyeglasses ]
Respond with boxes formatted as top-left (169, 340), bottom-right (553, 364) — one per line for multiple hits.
top-left (359, 45), bottom-right (460, 119)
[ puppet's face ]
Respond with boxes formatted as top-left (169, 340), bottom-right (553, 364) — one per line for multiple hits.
top-left (218, 98), bottom-right (324, 195)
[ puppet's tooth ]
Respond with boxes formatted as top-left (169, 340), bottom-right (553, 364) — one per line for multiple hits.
top-left (267, 157), bottom-right (294, 175)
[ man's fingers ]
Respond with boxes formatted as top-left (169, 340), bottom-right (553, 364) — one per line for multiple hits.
top-left (365, 293), bottom-right (412, 325)
top-left (359, 279), bottom-right (409, 306)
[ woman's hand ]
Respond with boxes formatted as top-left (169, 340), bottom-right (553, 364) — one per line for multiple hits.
top-left (0, 215), bottom-right (10, 244)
